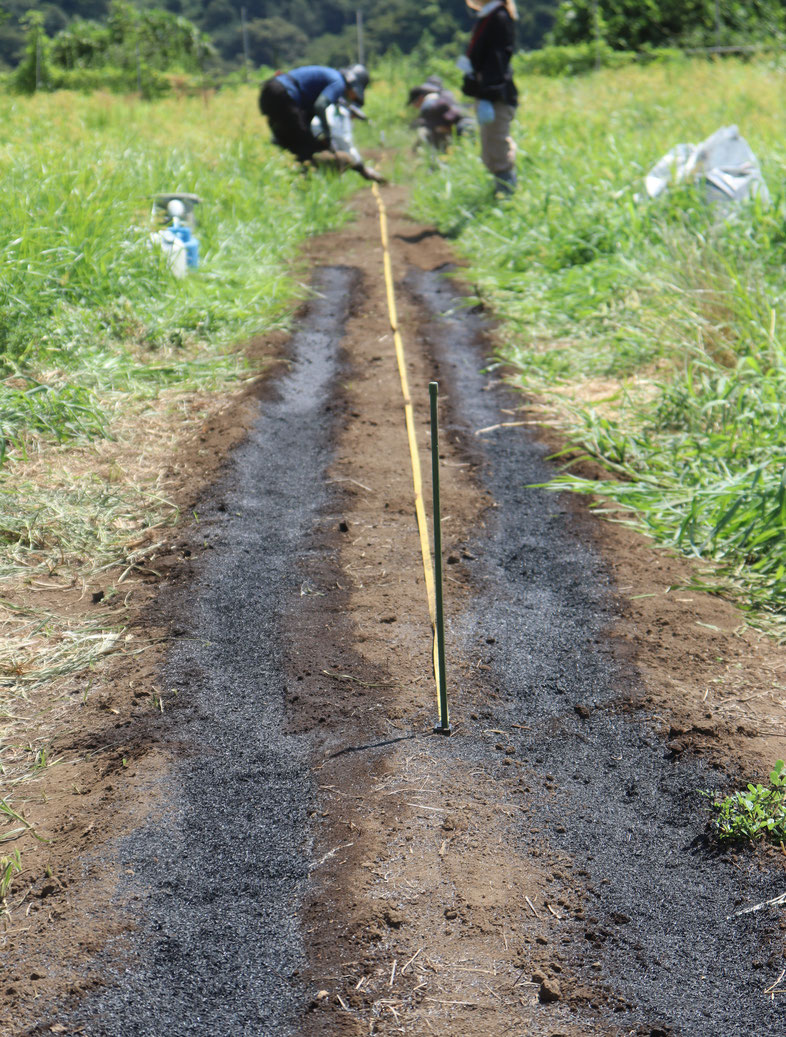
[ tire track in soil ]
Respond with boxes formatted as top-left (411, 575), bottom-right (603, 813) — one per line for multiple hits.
top-left (20, 186), bottom-right (786, 1037)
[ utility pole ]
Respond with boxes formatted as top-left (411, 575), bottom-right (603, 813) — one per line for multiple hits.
top-left (241, 7), bottom-right (250, 82)
top-left (593, 0), bottom-right (601, 69)
top-left (714, 0), bottom-right (722, 48)
top-left (356, 9), bottom-right (364, 65)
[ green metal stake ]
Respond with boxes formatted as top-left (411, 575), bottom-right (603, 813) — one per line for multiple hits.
top-left (429, 381), bottom-right (450, 735)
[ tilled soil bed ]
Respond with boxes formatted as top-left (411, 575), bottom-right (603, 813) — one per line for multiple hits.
top-left (2, 185), bottom-right (786, 1037)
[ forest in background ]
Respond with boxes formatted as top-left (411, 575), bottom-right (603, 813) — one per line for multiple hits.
top-left (0, 0), bottom-right (559, 72)
top-left (3, 0), bottom-right (784, 80)
top-left (0, 0), bottom-right (783, 100)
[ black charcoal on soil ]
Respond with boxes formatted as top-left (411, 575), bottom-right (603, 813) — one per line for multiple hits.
top-left (404, 265), bottom-right (786, 1037)
top-left (55, 267), bottom-right (359, 1037)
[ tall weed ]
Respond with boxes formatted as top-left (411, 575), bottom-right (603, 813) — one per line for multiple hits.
top-left (410, 58), bottom-right (786, 618)
top-left (0, 87), bottom-right (356, 458)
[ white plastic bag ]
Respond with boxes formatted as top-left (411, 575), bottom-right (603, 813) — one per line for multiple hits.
top-left (310, 103), bottom-right (362, 166)
top-left (644, 126), bottom-right (769, 207)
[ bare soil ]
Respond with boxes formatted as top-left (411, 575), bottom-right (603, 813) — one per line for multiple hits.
top-left (2, 184), bottom-right (785, 1036)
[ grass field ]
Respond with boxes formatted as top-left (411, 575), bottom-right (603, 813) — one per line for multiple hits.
top-left (0, 85), bottom-right (359, 818)
top-left (409, 55), bottom-right (786, 626)
top-left (2, 55), bottom-right (786, 843)
top-left (0, 86), bottom-right (357, 548)
top-left (0, 86), bottom-right (359, 449)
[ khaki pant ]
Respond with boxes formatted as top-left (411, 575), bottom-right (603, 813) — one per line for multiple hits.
top-left (478, 102), bottom-right (516, 175)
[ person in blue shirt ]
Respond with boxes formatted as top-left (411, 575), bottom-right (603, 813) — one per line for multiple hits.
top-left (259, 64), bottom-right (384, 181)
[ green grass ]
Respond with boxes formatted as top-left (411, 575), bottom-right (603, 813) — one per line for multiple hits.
top-left (0, 84), bottom-right (361, 827)
top-left (409, 56), bottom-right (786, 623)
top-left (0, 850), bottom-right (22, 907)
top-left (0, 86), bottom-right (357, 457)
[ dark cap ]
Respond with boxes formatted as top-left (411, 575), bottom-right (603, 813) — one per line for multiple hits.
top-left (340, 64), bottom-right (370, 104)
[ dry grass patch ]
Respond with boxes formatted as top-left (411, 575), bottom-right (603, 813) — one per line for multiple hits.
top-left (0, 348), bottom-right (271, 863)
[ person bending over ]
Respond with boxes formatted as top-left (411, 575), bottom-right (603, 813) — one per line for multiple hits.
top-left (407, 78), bottom-right (473, 151)
top-left (259, 63), bottom-right (384, 182)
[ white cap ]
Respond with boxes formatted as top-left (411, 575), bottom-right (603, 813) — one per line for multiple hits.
top-left (167, 199), bottom-right (186, 218)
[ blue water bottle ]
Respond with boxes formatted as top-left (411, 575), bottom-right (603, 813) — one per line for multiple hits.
top-left (170, 219), bottom-right (199, 269)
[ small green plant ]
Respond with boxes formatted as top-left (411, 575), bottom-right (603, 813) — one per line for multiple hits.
top-left (0, 799), bottom-right (49, 844)
top-left (705, 760), bottom-right (786, 843)
top-left (0, 851), bottom-right (22, 900)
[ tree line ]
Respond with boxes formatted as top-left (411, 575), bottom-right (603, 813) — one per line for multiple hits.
top-left (551, 0), bottom-right (784, 51)
top-left (0, 0), bottom-right (782, 91)
top-left (0, 0), bottom-right (559, 74)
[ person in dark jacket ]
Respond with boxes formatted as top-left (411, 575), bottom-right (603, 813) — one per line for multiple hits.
top-left (258, 64), bottom-right (384, 181)
top-left (459, 0), bottom-right (518, 192)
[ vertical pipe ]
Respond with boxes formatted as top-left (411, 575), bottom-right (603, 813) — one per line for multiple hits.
top-left (430, 382), bottom-right (450, 735)
top-left (593, 0), bottom-right (601, 69)
top-left (356, 10), bottom-right (365, 66)
top-left (241, 7), bottom-right (250, 83)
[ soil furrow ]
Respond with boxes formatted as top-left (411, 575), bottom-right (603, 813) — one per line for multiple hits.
top-left (40, 266), bottom-right (359, 1036)
top-left (406, 264), bottom-right (786, 1036)
top-left (8, 186), bottom-right (786, 1037)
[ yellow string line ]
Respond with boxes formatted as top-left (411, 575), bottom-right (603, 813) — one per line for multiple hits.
top-left (371, 183), bottom-right (441, 693)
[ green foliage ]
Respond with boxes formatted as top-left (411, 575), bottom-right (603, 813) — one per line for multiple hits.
top-left (0, 850), bottom-right (22, 900)
top-left (12, 11), bottom-right (52, 93)
top-left (303, 27), bottom-right (361, 69)
top-left (550, 0), bottom-right (786, 50)
top-left (0, 86), bottom-right (357, 462)
top-left (518, 0), bottom-right (560, 52)
top-left (13, 1), bottom-right (215, 94)
top-left (515, 41), bottom-right (630, 76)
top-left (0, 384), bottom-right (106, 465)
top-left (0, 0), bottom-right (560, 73)
top-left (513, 41), bottom-right (685, 76)
top-left (240, 16), bottom-right (309, 68)
top-left (410, 57), bottom-right (786, 620)
top-left (705, 761), bottom-right (786, 843)
top-left (537, 205), bottom-right (786, 612)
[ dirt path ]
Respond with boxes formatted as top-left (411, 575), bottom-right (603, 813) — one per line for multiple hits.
top-left (4, 185), bottom-right (786, 1036)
